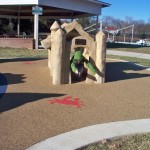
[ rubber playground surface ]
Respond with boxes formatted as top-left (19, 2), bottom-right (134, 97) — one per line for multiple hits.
top-left (0, 58), bottom-right (150, 150)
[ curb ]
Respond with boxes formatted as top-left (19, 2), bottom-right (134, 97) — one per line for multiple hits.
top-left (26, 119), bottom-right (150, 150)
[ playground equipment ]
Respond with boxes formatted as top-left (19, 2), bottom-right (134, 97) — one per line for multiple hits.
top-left (105, 25), bottom-right (134, 43)
top-left (85, 22), bottom-right (134, 43)
top-left (41, 21), bottom-right (106, 85)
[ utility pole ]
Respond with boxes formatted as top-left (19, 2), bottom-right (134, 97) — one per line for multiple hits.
top-left (131, 25), bottom-right (134, 43)
top-left (99, 20), bottom-right (102, 32)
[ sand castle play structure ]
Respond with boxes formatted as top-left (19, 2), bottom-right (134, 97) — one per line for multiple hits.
top-left (41, 20), bottom-right (106, 85)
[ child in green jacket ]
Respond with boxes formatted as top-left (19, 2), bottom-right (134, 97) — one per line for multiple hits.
top-left (70, 49), bottom-right (99, 81)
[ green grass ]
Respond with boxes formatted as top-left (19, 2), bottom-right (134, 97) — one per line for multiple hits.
top-left (107, 43), bottom-right (150, 54)
top-left (107, 55), bottom-right (150, 68)
top-left (0, 47), bottom-right (48, 58)
top-left (79, 133), bottom-right (150, 150)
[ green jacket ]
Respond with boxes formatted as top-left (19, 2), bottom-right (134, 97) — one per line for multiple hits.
top-left (71, 51), bottom-right (96, 74)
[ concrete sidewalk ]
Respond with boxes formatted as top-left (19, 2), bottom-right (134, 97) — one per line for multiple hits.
top-left (107, 50), bottom-right (150, 59)
top-left (26, 119), bottom-right (150, 150)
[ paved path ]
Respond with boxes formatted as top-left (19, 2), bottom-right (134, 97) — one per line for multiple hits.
top-left (107, 50), bottom-right (150, 59)
top-left (0, 58), bottom-right (150, 150)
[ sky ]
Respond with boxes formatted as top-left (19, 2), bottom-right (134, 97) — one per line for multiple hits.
top-left (101, 0), bottom-right (150, 22)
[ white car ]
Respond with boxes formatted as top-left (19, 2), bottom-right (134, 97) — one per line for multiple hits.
top-left (136, 39), bottom-right (146, 45)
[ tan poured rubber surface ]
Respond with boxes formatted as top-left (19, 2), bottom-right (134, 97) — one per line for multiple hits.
top-left (0, 58), bottom-right (150, 150)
